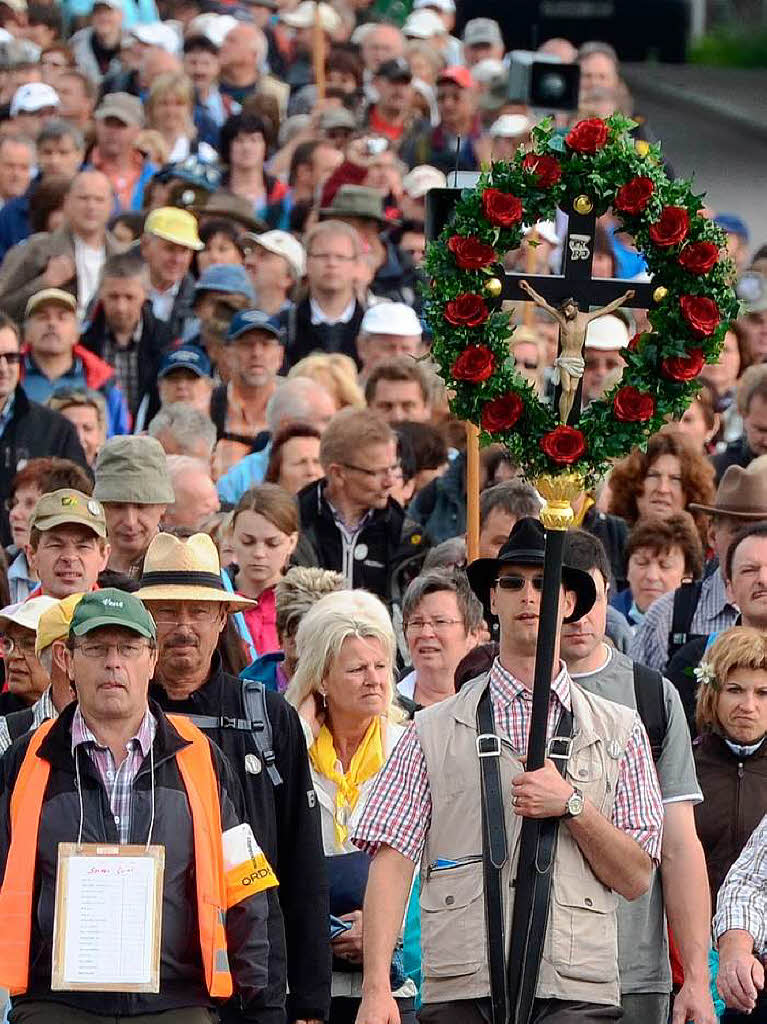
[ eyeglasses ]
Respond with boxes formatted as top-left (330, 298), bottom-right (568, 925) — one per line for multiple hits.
top-left (74, 641), bottom-right (150, 659)
top-left (495, 575), bottom-right (545, 591)
top-left (0, 635), bottom-right (37, 658)
top-left (150, 606), bottom-right (221, 625)
top-left (0, 352), bottom-right (21, 366)
top-left (307, 252), bottom-right (356, 262)
top-left (342, 462), bottom-right (400, 479)
top-left (405, 618), bottom-right (462, 633)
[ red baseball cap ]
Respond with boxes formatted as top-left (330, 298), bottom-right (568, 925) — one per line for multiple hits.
top-left (437, 66), bottom-right (476, 89)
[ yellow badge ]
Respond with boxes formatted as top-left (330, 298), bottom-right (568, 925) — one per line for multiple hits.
top-left (411, 533), bottom-right (422, 545)
top-left (61, 495), bottom-right (76, 506)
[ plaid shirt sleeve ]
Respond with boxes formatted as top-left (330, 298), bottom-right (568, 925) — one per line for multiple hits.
top-left (629, 592), bottom-right (674, 672)
top-left (352, 723), bottom-right (432, 863)
top-left (610, 713), bottom-right (665, 863)
top-left (714, 814), bottom-right (767, 956)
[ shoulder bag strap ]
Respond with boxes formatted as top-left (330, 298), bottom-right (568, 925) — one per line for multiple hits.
top-left (668, 580), bottom-right (703, 659)
top-left (632, 662), bottom-right (668, 763)
top-left (476, 681), bottom-right (508, 1024)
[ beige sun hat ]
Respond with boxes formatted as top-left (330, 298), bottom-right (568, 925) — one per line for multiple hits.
top-left (135, 532), bottom-right (256, 608)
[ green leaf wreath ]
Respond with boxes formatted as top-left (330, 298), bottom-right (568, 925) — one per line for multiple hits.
top-left (423, 113), bottom-right (740, 486)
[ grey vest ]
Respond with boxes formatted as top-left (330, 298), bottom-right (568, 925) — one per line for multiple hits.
top-left (414, 671), bottom-right (638, 1007)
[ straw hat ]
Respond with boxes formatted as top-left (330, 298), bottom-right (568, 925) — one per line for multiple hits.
top-left (135, 533), bottom-right (256, 608)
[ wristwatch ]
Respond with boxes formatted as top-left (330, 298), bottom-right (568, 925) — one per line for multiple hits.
top-left (562, 786), bottom-right (585, 819)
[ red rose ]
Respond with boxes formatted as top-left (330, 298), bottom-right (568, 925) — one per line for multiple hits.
top-left (565, 118), bottom-right (609, 154)
top-left (627, 332), bottom-right (644, 352)
top-left (451, 345), bottom-right (495, 382)
top-left (613, 386), bottom-right (655, 422)
top-left (447, 234), bottom-right (496, 270)
top-left (444, 293), bottom-right (489, 328)
top-left (482, 188), bottom-right (524, 228)
top-left (481, 392), bottom-right (524, 432)
top-left (680, 295), bottom-right (720, 337)
top-left (648, 206), bottom-right (690, 248)
top-left (661, 348), bottom-right (705, 381)
top-left (614, 176), bottom-right (654, 215)
top-left (521, 153), bottom-right (562, 187)
top-left (678, 241), bottom-right (719, 275)
top-left (540, 425), bottom-right (587, 465)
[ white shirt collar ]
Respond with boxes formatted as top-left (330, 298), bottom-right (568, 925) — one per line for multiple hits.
top-left (309, 296), bottom-right (356, 326)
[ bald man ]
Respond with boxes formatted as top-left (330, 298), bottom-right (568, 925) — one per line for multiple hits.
top-left (220, 23), bottom-right (268, 101)
top-left (0, 170), bottom-right (121, 323)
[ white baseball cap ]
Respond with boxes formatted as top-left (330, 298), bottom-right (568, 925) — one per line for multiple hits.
top-left (489, 114), bottom-right (531, 138)
top-left (246, 230), bottom-right (306, 280)
top-left (403, 9), bottom-right (445, 38)
top-left (0, 595), bottom-right (59, 634)
top-left (402, 164), bottom-right (446, 199)
top-left (361, 302), bottom-right (422, 336)
top-left (186, 13), bottom-right (238, 48)
top-left (281, 1), bottom-right (341, 33)
top-left (472, 58), bottom-right (505, 84)
top-left (413, 0), bottom-right (456, 12)
top-left (131, 22), bottom-right (181, 55)
top-left (10, 82), bottom-right (59, 117)
top-left (585, 313), bottom-right (630, 351)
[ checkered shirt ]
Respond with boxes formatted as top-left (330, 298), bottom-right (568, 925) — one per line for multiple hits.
top-left (103, 331), bottom-right (141, 415)
top-left (630, 568), bottom-right (738, 673)
top-left (714, 812), bottom-right (767, 955)
top-left (71, 706), bottom-right (156, 844)
top-left (353, 659), bottom-right (664, 864)
top-left (0, 686), bottom-right (57, 755)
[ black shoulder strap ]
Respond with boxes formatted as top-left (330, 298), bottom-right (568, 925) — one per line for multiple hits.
top-left (476, 682), bottom-right (508, 1024)
top-left (210, 385), bottom-right (228, 438)
top-left (668, 580), bottom-right (704, 660)
top-left (5, 706), bottom-right (34, 743)
top-left (632, 662), bottom-right (668, 763)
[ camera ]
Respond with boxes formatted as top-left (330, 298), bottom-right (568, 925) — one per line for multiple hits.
top-left (507, 50), bottom-right (580, 111)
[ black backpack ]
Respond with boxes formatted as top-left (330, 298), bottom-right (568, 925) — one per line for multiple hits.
top-left (667, 580), bottom-right (705, 664)
top-left (632, 661), bottom-right (668, 763)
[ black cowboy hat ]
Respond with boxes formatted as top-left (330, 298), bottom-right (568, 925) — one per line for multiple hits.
top-left (466, 517), bottom-right (596, 624)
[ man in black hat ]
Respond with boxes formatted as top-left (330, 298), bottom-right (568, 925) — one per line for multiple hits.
top-left (351, 517), bottom-right (664, 1024)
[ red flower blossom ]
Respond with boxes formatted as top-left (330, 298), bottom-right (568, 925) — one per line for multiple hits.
top-left (678, 241), bottom-right (719, 275)
top-left (447, 234), bottom-right (496, 270)
top-left (614, 176), bottom-right (654, 215)
top-left (680, 295), bottom-right (720, 337)
top-left (444, 293), bottom-right (489, 328)
top-left (521, 153), bottom-right (562, 187)
top-left (451, 345), bottom-right (495, 382)
top-left (481, 392), bottom-right (524, 432)
top-left (481, 188), bottom-right (523, 228)
top-left (648, 206), bottom-right (690, 247)
top-left (540, 425), bottom-right (587, 464)
top-left (661, 348), bottom-right (705, 381)
top-left (613, 386), bottom-right (655, 422)
top-left (565, 118), bottom-right (609, 154)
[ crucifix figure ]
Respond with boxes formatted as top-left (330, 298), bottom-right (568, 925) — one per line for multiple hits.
top-left (519, 280), bottom-right (636, 424)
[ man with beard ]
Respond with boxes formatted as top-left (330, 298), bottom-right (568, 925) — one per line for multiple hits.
top-left (137, 531), bottom-right (330, 1024)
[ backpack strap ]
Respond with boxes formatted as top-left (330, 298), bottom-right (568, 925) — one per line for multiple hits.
top-left (632, 661), bottom-right (668, 763)
top-left (5, 706), bottom-right (35, 744)
top-left (668, 580), bottom-right (704, 661)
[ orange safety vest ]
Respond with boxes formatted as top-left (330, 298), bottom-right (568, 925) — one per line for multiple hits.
top-left (0, 713), bottom-right (234, 998)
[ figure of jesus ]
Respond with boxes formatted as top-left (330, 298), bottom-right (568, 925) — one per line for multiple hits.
top-left (519, 280), bottom-right (635, 425)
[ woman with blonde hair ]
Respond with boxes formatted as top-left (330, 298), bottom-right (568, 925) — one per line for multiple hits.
top-left (288, 353), bottom-right (366, 410)
top-left (147, 71), bottom-right (217, 164)
top-left (693, 627), bottom-right (767, 918)
top-left (286, 589), bottom-right (415, 1023)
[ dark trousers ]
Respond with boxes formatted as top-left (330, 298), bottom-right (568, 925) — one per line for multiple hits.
top-left (9, 1004), bottom-right (218, 1024)
top-left (331, 996), bottom-right (416, 1024)
top-left (418, 999), bottom-right (623, 1024)
top-left (620, 993), bottom-right (668, 1024)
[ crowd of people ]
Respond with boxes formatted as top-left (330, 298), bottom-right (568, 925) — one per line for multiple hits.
top-left (0, 1), bottom-right (763, 1023)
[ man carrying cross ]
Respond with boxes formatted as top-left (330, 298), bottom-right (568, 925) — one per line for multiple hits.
top-left (351, 517), bottom-right (664, 1024)
top-left (519, 280), bottom-right (635, 424)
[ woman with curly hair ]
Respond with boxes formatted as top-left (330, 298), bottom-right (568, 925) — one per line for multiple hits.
top-left (607, 425), bottom-right (716, 551)
top-left (288, 353), bottom-right (366, 410)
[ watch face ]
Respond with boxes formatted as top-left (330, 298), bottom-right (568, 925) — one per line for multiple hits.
top-left (568, 790), bottom-right (585, 816)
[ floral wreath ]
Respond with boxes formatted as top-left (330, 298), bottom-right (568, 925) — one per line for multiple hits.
top-left (423, 114), bottom-right (740, 486)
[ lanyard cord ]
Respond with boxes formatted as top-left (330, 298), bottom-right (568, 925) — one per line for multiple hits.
top-left (74, 740), bottom-right (157, 850)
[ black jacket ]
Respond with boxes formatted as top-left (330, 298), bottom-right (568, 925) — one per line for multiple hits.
top-left (293, 479), bottom-right (431, 612)
top-left (583, 506), bottom-right (629, 591)
top-left (711, 437), bottom-right (755, 483)
top-left (0, 701), bottom-right (269, 1019)
top-left (0, 385), bottom-right (87, 545)
top-left (150, 655), bottom-right (331, 1024)
top-left (281, 297), bottom-right (366, 370)
top-left (80, 299), bottom-right (177, 419)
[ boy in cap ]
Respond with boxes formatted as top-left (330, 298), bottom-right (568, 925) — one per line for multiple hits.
top-left (0, 592), bottom-right (83, 754)
top-left (93, 435), bottom-right (173, 575)
top-left (27, 489), bottom-right (110, 599)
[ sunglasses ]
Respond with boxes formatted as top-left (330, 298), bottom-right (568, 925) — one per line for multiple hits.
top-left (495, 575), bottom-right (544, 591)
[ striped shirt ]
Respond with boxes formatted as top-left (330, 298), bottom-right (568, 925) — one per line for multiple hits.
top-left (714, 812), bottom-right (767, 956)
top-left (71, 706), bottom-right (156, 845)
top-left (353, 659), bottom-right (664, 864)
top-left (630, 569), bottom-right (738, 673)
top-left (0, 686), bottom-right (57, 755)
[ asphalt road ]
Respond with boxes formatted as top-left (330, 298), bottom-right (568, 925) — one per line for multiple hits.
top-left (630, 86), bottom-right (767, 249)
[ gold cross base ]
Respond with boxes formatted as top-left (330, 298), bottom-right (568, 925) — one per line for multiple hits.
top-left (534, 473), bottom-right (585, 532)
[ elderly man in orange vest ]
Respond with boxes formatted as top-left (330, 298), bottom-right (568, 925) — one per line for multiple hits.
top-left (0, 589), bottom-right (276, 1024)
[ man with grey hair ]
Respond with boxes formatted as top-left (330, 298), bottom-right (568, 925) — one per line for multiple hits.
top-left (399, 568), bottom-right (482, 713)
top-left (0, 135), bottom-right (34, 209)
top-left (479, 480), bottom-right (542, 559)
top-left (163, 455), bottom-right (221, 533)
top-left (217, 376), bottom-right (338, 504)
top-left (148, 403), bottom-right (218, 462)
top-left (712, 363), bottom-right (767, 480)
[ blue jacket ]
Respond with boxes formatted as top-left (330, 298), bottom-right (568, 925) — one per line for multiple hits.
top-left (0, 191), bottom-right (30, 263)
top-left (240, 650), bottom-right (285, 693)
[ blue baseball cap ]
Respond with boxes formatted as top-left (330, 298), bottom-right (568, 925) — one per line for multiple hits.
top-left (226, 309), bottom-right (285, 344)
top-left (194, 263), bottom-right (257, 303)
top-left (714, 213), bottom-right (749, 241)
top-left (158, 344), bottom-right (213, 380)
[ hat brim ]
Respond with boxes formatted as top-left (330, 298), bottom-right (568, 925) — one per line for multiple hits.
top-left (147, 226), bottom-right (204, 252)
top-left (95, 110), bottom-right (139, 127)
top-left (158, 365), bottom-right (208, 380)
top-left (189, 205), bottom-right (268, 234)
top-left (72, 616), bottom-right (155, 640)
top-left (467, 553), bottom-right (596, 624)
top-left (688, 502), bottom-right (767, 518)
top-left (135, 584), bottom-right (256, 608)
top-left (318, 206), bottom-right (391, 225)
top-left (32, 514), bottom-right (107, 538)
